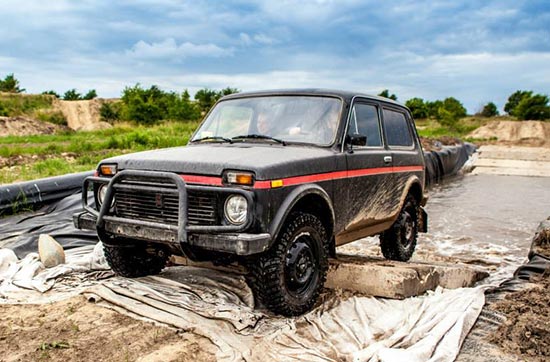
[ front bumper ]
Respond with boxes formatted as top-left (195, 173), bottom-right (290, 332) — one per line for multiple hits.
top-left (75, 169), bottom-right (271, 256)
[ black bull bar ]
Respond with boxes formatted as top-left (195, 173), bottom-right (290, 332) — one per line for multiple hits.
top-left (80, 170), bottom-right (256, 253)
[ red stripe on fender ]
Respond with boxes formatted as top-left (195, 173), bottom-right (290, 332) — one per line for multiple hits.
top-left (254, 180), bottom-right (272, 189)
top-left (180, 174), bottom-right (223, 186)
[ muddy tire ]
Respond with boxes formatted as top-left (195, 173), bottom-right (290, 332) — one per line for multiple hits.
top-left (380, 195), bottom-right (419, 262)
top-left (249, 212), bottom-right (329, 316)
top-left (104, 244), bottom-right (168, 278)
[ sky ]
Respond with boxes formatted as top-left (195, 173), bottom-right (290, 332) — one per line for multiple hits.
top-left (0, 0), bottom-right (549, 113)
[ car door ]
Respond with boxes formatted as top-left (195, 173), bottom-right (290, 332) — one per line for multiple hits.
top-left (337, 99), bottom-right (395, 243)
top-left (381, 106), bottom-right (422, 216)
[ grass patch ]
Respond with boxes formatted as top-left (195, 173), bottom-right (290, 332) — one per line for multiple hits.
top-left (0, 93), bottom-right (54, 116)
top-left (416, 115), bottom-right (514, 139)
top-left (0, 121), bottom-right (200, 184)
top-left (34, 109), bottom-right (67, 126)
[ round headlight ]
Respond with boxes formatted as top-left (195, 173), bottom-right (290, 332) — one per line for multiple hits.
top-left (97, 184), bottom-right (114, 208)
top-left (224, 195), bottom-right (248, 225)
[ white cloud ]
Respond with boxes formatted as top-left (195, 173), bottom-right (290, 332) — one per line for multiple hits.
top-left (239, 32), bottom-right (278, 46)
top-left (253, 33), bottom-right (276, 45)
top-left (126, 38), bottom-right (234, 59)
top-left (239, 33), bottom-right (253, 46)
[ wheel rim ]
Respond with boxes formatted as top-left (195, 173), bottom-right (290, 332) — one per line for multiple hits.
top-left (399, 203), bottom-right (416, 249)
top-left (285, 232), bottom-right (318, 296)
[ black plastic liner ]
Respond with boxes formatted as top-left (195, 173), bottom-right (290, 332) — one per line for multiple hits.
top-left (0, 171), bottom-right (93, 216)
top-left (0, 193), bottom-right (98, 258)
top-left (424, 143), bottom-right (476, 186)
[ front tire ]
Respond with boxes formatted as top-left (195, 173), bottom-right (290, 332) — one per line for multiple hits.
top-left (104, 243), bottom-right (168, 278)
top-left (380, 195), bottom-right (419, 262)
top-left (250, 212), bottom-right (329, 316)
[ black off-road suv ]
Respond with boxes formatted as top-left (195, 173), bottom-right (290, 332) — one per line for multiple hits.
top-left (74, 89), bottom-right (427, 316)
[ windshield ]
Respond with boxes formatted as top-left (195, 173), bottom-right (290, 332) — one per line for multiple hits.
top-left (191, 96), bottom-right (342, 145)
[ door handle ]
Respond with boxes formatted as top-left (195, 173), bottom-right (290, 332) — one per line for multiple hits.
top-left (384, 156), bottom-right (393, 164)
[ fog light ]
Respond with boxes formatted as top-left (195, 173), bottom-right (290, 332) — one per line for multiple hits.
top-left (224, 195), bottom-right (248, 225)
top-left (97, 184), bottom-right (114, 209)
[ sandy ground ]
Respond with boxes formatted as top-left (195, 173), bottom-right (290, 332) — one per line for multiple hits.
top-left (472, 145), bottom-right (550, 177)
top-left (0, 297), bottom-right (216, 362)
top-left (53, 99), bottom-right (112, 131)
top-left (468, 120), bottom-right (550, 147)
top-left (0, 116), bottom-right (69, 137)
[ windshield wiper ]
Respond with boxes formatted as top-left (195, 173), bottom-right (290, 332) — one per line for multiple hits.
top-left (191, 136), bottom-right (233, 144)
top-left (232, 134), bottom-right (286, 146)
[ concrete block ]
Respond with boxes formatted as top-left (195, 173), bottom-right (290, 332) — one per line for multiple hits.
top-left (325, 254), bottom-right (489, 299)
top-left (38, 234), bottom-right (65, 268)
top-left (172, 253), bottom-right (489, 299)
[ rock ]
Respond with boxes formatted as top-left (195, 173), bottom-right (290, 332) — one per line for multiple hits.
top-left (0, 248), bottom-right (18, 273)
top-left (38, 234), bottom-right (65, 268)
top-left (529, 218), bottom-right (550, 258)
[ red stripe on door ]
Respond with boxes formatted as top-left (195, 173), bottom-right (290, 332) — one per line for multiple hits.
top-left (179, 165), bottom-right (423, 189)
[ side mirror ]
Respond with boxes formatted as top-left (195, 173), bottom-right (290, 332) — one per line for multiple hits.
top-left (347, 133), bottom-right (367, 147)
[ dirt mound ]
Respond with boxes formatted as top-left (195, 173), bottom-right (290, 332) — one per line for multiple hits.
top-left (0, 296), bottom-right (215, 361)
top-left (468, 121), bottom-right (550, 147)
top-left (488, 273), bottom-right (550, 361)
top-left (53, 99), bottom-right (112, 131)
top-left (0, 116), bottom-right (69, 137)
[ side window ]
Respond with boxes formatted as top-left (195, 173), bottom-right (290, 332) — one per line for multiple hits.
top-left (383, 108), bottom-right (413, 147)
top-left (347, 103), bottom-right (382, 147)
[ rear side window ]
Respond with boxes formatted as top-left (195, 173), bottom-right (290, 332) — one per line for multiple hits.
top-left (383, 109), bottom-right (413, 147)
top-left (347, 103), bottom-right (382, 147)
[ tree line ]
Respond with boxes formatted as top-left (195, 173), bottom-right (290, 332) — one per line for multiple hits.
top-left (1, 73), bottom-right (549, 125)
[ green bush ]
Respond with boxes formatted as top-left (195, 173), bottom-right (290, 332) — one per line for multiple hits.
top-left (99, 102), bottom-right (122, 123)
top-left (405, 98), bottom-right (429, 119)
top-left (441, 97), bottom-right (467, 118)
top-left (437, 108), bottom-right (459, 130)
top-left (42, 90), bottom-right (60, 98)
top-left (120, 84), bottom-right (203, 124)
top-left (515, 94), bottom-right (550, 120)
top-left (504, 90), bottom-right (532, 116)
top-left (479, 102), bottom-right (499, 117)
top-left (35, 110), bottom-right (67, 126)
top-left (426, 100), bottom-right (443, 118)
top-left (0, 73), bottom-right (25, 93)
top-left (63, 89), bottom-right (81, 100)
top-left (378, 89), bottom-right (398, 100)
top-left (62, 88), bottom-right (98, 101)
top-left (194, 87), bottom-right (239, 114)
top-left (0, 102), bottom-right (7, 116)
top-left (83, 89), bottom-right (97, 100)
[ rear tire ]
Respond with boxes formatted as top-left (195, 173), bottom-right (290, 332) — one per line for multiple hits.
top-left (380, 195), bottom-right (419, 262)
top-left (104, 243), bottom-right (168, 278)
top-left (249, 212), bottom-right (329, 316)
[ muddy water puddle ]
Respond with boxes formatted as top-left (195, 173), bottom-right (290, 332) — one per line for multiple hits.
top-left (339, 173), bottom-right (550, 285)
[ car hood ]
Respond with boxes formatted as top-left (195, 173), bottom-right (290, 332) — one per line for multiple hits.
top-left (100, 143), bottom-right (339, 180)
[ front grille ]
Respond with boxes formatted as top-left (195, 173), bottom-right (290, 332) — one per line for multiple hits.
top-left (114, 181), bottom-right (218, 226)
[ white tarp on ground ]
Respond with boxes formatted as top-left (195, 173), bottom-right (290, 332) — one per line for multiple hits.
top-left (0, 244), bottom-right (485, 362)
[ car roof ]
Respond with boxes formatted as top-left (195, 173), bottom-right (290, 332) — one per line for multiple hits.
top-left (220, 88), bottom-right (405, 107)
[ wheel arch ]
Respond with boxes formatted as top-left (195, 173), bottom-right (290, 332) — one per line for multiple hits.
top-left (399, 175), bottom-right (424, 208)
top-left (269, 184), bottom-right (335, 253)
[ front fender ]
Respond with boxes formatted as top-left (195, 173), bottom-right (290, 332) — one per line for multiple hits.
top-left (268, 184), bottom-right (335, 247)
